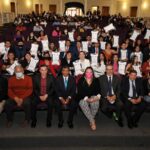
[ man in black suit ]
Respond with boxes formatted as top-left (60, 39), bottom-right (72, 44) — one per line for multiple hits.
top-left (55, 66), bottom-right (77, 129)
top-left (98, 64), bottom-right (123, 127)
top-left (121, 70), bottom-right (146, 129)
top-left (31, 65), bottom-right (55, 128)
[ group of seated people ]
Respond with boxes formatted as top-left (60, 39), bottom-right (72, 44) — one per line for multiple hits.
top-left (0, 12), bottom-right (149, 131)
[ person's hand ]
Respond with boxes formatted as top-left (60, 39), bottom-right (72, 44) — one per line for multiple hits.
top-left (65, 98), bottom-right (70, 105)
top-left (40, 96), bottom-right (46, 102)
top-left (130, 99), bottom-right (137, 104)
top-left (14, 97), bottom-right (23, 107)
top-left (134, 97), bottom-right (142, 104)
top-left (148, 93), bottom-right (150, 96)
top-left (60, 98), bottom-right (66, 105)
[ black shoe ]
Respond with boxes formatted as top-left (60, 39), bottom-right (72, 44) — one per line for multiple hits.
top-left (127, 122), bottom-right (133, 129)
top-left (46, 121), bottom-right (51, 128)
top-left (31, 120), bottom-right (37, 128)
top-left (116, 119), bottom-right (124, 127)
top-left (58, 121), bottom-right (64, 128)
top-left (133, 122), bottom-right (138, 128)
top-left (67, 122), bottom-right (74, 129)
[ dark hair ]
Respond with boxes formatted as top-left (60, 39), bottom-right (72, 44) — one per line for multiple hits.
top-left (83, 66), bottom-right (95, 78)
top-left (62, 65), bottom-right (70, 70)
top-left (40, 64), bottom-right (48, 69)
top-left (129, 70), bottom-right (137, 74)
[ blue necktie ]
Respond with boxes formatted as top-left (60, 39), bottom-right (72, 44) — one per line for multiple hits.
top-left (64, 77), bottom-right (68, 90)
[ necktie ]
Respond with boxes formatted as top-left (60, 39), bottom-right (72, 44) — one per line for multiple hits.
top-left (64, 77), bottom-right (68, 90)
top-left (108, 77), bottom-right (112, 96)
top-left (132, 80), bottom-right (137, 98)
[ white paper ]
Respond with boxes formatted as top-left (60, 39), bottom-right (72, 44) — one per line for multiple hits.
top-left (113, 36), bottom-right (119, 47)
top-left (104, 23), bottom-right (116, 32)
top-left (68, 32), bottom-right (74, 42)
top-left (118, 61), bottom-right (126, 75)
top-left (30, 43), bottom-right (39, 56)
top-left (0, 42), bottom-right (5, 54)
top-left (120, 50), bottom-right (127, 60)
top-left (134, 52), bottom-right (142, 62)
top-left (42, 40), bottom-right (49, 51)
top-left (91, 31), bottom-right (98, 43)
top-left (27, 58), bottom-right (38, 72)
top-left (6, 61), bottom-right (18, 75)
top-left (144, 29), bottom-right (150, 39)
top-left (82, 41), bottom-right (88, 52)
top-left (130, 30), bottom-right (140, 41)
top-left (59, 41), bottom-right (66, 52)
top-left (91, 54), bottom-right (98, 66)
top-left (52, 52), bottom-right (60, 65)
top-left (100, 41), bottom-right (106, 50)
top-left (73, 61), bottom-right (82, 76)
top-left (133, 65), bottom-right (142, 77)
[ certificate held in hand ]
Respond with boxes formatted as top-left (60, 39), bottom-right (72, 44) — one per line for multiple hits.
top-left (91, 31), bottom-right (98, 43)
top-left (104, 23), bottom-right (116, 33)
top-left (30, 43), bottom-right (39, 56)
top-left (144, 29), bottom-right (150, 39)
top-left (82, 41), bottom-right (88, 52)
top-left (68, 32), bottom-right (74, 42)
top-left (130, 30), bottom-right (140, 41)
top-left (73, 61), bottom-right (82, 76)
top-left (52, 52), bottom-right (60, 65)
top-left (0, 42), bottom-right (5, 54)
top-left (42, 40), bottom-right (49, 51)
top-left (59, 41), bottom-right (66, 52)
top-left (100, 41), bottom-right (106, 50)
top-left (91, 54), bottom-right (98, 66)
top-left (118, 61), bottom-right (126, 75)
top-left (27, 58), bottom-right (39, 72)
top-left (113, 35), bottom-right (119, 47)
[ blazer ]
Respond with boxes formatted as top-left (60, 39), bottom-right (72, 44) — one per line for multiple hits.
top-left (98, 75), bottom-right (121, 99)
top-left (55, 75), bottom-right (76, 99)
top-left (0, 76), bottom-right (8, 101)
top-left (121, 77), bottom-right (144, 100)
top-left (33, 74), bottom-right (55, 97)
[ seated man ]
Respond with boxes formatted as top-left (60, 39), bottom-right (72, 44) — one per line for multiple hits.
top-left (55, 66), bottom-right (77, 129)
top-left (121, 70), bottom-right (146, 129)
top-left (5, 65), bottom-right (33, 127)
top-left (31, 65), bottom-right (55, 128)
top-left (98, 64), bottom-right (124, 127)
top-left (0, 74), bottom-right (8, 114)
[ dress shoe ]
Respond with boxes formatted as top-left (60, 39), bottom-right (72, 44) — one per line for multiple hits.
top-left (116, 119), bottom-right (124, 127)
top-left (128, 122), bottom-right (133, 129)
top-left (67, 122), bottom-right (74, 129)
top-left (58, 121), bottom-right (64, 128)
top-left (31, 120), bottom-right (37, 128)
top-left (46, 121), bottom-right (52, 128)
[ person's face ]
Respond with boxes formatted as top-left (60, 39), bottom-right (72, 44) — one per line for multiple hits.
top-left (66, 41), bottom-right (70, 47)
top-left (135, 46), bottom-right (140, 52)
top-left (100, 54), bottom-right (104, 60)
top-left (79, 52), bottom-right (85, 60)
top-left (25, 54), bottom-right (31, 60)
top-left (50, 43), bottom-right (55, 48)
top-left (95, 43), bottom-right (99, 47)
top-left (15, 66), bottom-right (24, 77)
top-left (5, 41), bottom-right (11, 48)
top-left (129, 73), bottom-right (137, 80)
top-left (8, 53), bottom-right (14, 60)
top-left (66, 53), bottom-right (72, 60)
top-left (121, 43), bottom-right (126, 50)
top-left (85, 69), bottom-right (93, 79)
top-left (16, 31), bottom-right (21, 36)
top-left (106, 66), bottom-right (113, 76)
top-left (76, 42), bottom-right (81, 47)
top-left (113, 55), bottom-right (118, 62)
top-left (40, 67), bottom-right (48, 76)
top-left (62, 68), bottom-right (70, 77)
top-left (106, 44), bottom-right (111, 49)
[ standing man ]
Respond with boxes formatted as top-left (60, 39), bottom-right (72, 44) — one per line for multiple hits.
top-left (31, 65), bottom-right (55, 128)
top-left (98, 64), bottom-right (124, 127)
top-left (55, 66), bottom-right (77, 129)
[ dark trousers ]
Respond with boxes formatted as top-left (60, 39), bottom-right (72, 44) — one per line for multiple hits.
top-left (123, 99), bottom-right (146, 124)
top-left (5, 98), bottom-right (31, 122)
top-left (100, 98), bottom-right (123, 120)
top-left (31, 96), bottom-right (53, 122)
top-left (55, 99), bottom-right (78, 123)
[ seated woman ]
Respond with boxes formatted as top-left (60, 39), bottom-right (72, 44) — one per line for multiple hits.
top-left (92, 52), bottom-right (106, 78)
top-left (33, 22), bottom-right (44, 32)
top-left (78, 67), bottom-right (101, 131)
top-left (14, 30), bottom-right (25, 42)
top-left (37, 31), bottom-right (48, 41)
top-left (61, 51), bottom-right (74, 75)
top-left (27, 32), bottom-right (37, 42)
top-left (112, 54), bottom-right (120, 76)
top-left (39, 52), bottom-right (57, 78)
top-left (52, 26), bottom-right (62, 38)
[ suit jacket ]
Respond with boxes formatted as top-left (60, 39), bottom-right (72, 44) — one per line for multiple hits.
top-left (33, 74), bottom-right (55, 97)
top-left (55, 75), bottom-right (76, 99)
top-left (98, 75), bottom-right (121, 100)
top-left (121, 77), bottom-right (144, 100)
top-left (0, 76), bottom-right (8, 101)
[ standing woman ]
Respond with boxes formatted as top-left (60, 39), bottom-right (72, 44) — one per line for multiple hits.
top-left (78, 67), bottom-right (101, 131)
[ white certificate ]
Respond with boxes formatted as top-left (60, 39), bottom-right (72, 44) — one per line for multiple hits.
top-left (52, 52), bottom-right (60, 65)
top-left (82, 41), bottom-right (88, 52)
top-left (91, 54), bottom-right (98, 66)
top-left (73, 61), bottom-right (82, 76)
top-left (133, 65), bottom-right (142, 77)
top-left (104, 23), bottom-right (116, 32)
top-left (6, 61), bottom-right (18, 75)
top-left (68, 32), bottom-right (74, 42)
top-left (0, 42), bottom-right (5, 54)
top-left (120, 50), bottom-right (127, 60)
top-left (100, 41), bottom-right (106, 50)
top-left (134, 52), bottom-right (141, 62)
top-left (118, 61), bottom-right (126, 75)
top-left (27, 58), bottom-right (38, 72)
top-left (30, 43), bottom-right (39, 56)
top-left (144, 29), bottom-right (150, 39)
top-left (130, 30), bottom-right (140, 41)
top-left (42, 40), bottom-right (49, 51)
top-left (59, 41), bottom-right (66, 52)
top-left (91, 31), bottom-right (98, 43)
top-left (113, 35), bottom-right (119, 47)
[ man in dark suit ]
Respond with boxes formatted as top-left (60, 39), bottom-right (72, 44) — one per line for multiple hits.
top-left (121, 70), bottom-right (146, 129)
top-left (31, 65), bottom-right (55, 128)
top-left (55, 66), bottom-right (77, 129)
top-left (98, 64), bottom-right (123, 127)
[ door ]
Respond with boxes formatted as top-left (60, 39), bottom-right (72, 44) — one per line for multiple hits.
top-left (102, 6), bottom-right (110, 16)
top-left (35, 4), bottom-right (40, 14)
top-left (10, 2), bottom-right (16, 13)
top-left (40, 4), bottom-right (43, 13)
top-left (49, 5), bottom-right (57, 13)
top-left (130, 7), bottom-right (138, 17)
